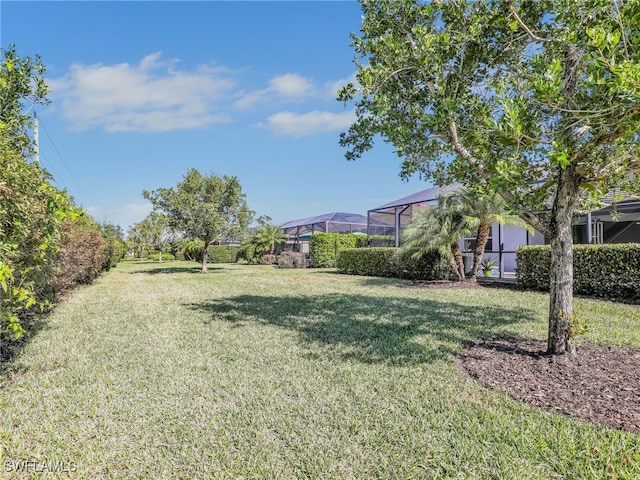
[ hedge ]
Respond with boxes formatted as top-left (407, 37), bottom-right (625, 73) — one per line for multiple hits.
top-left (516, 244), bottom-right (640, 301)
top-left (147, 252), bottom-right (175, 262)
top-left (309, 233), bottom-right (367, 267)
top-left (336, 247), bottom-right (450, 281)
top-left (208, 245), bottom-right (242, 264)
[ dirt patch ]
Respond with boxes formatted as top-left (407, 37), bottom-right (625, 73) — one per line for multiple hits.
top-left (457, 338), bottom-right (640, 434)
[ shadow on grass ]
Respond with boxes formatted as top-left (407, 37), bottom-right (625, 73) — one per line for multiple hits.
top-left (0, 313), bottom-right (50, 374)
top-left (130, 265), bottom-right (224, 275)
top-left (186, 293), bottom-right (536, 365)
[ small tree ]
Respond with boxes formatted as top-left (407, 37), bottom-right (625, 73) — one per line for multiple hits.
top-left (450, 187), bottom-right (532, 280)
top-left (144, 169), bottom-right (253, 273)
top-left (401, 196), bottom-right (469, 281)
top-left (255, 224), bottom-right (287, 256)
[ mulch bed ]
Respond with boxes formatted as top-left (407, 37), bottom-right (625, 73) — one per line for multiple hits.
top-left (406, 279), bottom-right (640, 434)
top-left (456, 338), bottom-right (640, 434)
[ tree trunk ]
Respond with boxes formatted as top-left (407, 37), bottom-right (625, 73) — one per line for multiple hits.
top-left (450, 242), bottom-right (465, 281)
top-left (547, 167), bottom-right (580, 355)
top-left (470, 222), bottom-right (491, 280)
top-left (159, 248), bottom-right (163, 263)
top-left (201, 242), bottom-right (209, 274)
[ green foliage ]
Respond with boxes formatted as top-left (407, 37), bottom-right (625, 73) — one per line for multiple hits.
top-left (0, 44), bottom-right (49, 155)
top-left (276, 251), bottom-right (307, 269)
top-left (254, 224), bottom-right (287, 256)
top-left (127, 212), bottom-right (174, 263)
top-left (208, 245), bottom-right (241, 264)
top-left (143, 169), bottom-right (254, 272)
top-left (100, 223), bottom-right (126, 269)
top-left (395, 248), bottom-right (451, 281)
top-left (517, 244), bottom-right (640, 301)
top-left (238, 222), bottom-right (287, 264)
top-left (340, 0), bottom-right (640, 353)
top-left (178, 241), bottom-right (240, 264)
top-left (336, 248), bottom-right (399, 277)
top-left (336, 247), bottom-right (449, 280)
top-left (180, 239), bottom-right (205, 262)
top-left (309, 233), bottom-right (366, 267)
top-left (147, 252), bottom-right (175, 262)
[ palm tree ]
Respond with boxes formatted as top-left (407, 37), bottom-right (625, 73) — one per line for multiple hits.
top-left (450, 187), bottom-right (532, 279)
top-left (402, 195), bottom-right (470, 281)
top-left (255, 224), bottom-right (288, 256)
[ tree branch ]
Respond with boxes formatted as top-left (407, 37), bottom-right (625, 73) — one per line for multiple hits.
top-left (508, 4), bottom-right (551, 43)
top-left (447, 121), bottom-right (550, 236)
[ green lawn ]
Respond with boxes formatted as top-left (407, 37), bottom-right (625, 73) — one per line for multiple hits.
top-left (1, 261), bottom-right (639, 479)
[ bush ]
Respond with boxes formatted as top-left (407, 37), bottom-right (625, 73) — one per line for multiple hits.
top-left (309, 233), bottom-right (366, 267)
top-left (336, 248), bottom-right (399, 277)
top-left (148, 252), bottom-right (175, 262)
top-left (181, 242), bottom-right (241, 264)
top-left (277, 252), bottom-right (307, 269)
top-left (208, 245), bottom-right (241, 264)
top-left (260, 254), bottom-right (277, 265)
top-left (336, 247), bottom-right (450, 280)
top-left (49, 218), bottom-right (111, 295)
top-left (395, 249), bottom-right (451, 280)
top-left (516, 244), bottom-right (640, 301)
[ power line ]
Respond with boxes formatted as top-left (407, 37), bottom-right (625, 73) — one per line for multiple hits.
top-left (36, 111), bottom-right (95, 206)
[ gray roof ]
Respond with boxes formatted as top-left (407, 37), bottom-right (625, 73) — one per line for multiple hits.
top-left (281, 212), bottom-right (391, 231)
top-left (369, 185), bottom-right (459, 212)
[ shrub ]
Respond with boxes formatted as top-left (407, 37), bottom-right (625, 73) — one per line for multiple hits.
top-left (336, 247), bottom-right (450, 280)
top-left (181, 242), bottom-right (240, 264)
top-left (208, 245), bottom-right (241, 264)
top-left (148, 252), bottom-right (175, 262)
top-left (277, 252), bottom-right (307, 269)
top-left (260, 254), bottom-right (277, 265)
top-left (517, 244), bottom-right (640, 301)
top-left (336, 248), bottom-right (398, 277)
top-left (309, 233), bottom-right (365, 267)
top-left (395, 249), bottom-right (451, 280)
top-left (49, 218), bottom-right (111, 295)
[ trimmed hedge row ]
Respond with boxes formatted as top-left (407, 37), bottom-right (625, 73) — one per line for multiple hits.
top-left (309, 233), bottom-right (367, 267)
top-left (336, 247), bottom-right (450, 281)
top-left (208, 245), bottom-right (242, 264)
top-left (183, 244), bottom-right (242, 264)
top-left (516, 244), bottom-right (640, 300)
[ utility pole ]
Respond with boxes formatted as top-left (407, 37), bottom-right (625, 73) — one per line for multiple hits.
top-left (33, 111), bottom-right (39, 164)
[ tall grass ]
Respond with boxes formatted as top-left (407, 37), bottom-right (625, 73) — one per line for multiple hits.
top-left (1, 261), bottom-right (638, 479)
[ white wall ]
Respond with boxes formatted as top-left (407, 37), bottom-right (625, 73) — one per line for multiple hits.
top-left (462, 223), bottom-right (545, 275)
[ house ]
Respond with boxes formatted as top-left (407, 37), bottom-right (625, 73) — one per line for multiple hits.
top-left (367, 186), bottom-right (640, 277)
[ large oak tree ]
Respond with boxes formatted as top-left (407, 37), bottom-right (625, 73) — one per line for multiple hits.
top-left (339, 0), bottom-right (640, 355)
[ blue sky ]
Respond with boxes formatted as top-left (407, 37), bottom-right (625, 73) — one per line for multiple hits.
top-left (1, 0), bottom-right (428, 232)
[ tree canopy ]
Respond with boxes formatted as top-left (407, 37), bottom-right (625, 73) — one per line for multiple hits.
top-left (340, 0), bottom-right (640, 355)
top-left (144, 169), bottom-right (253, 273)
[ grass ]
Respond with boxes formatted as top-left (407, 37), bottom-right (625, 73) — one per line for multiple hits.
top-left (1, 260), bottom-right (639, 479)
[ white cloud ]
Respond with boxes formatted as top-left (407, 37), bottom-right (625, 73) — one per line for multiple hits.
top-left (49, 53), bottom-right (236, 132)
top-left (257, 110), bottom-right (356, 137)
top-left (234, 73), bottom-right (313, 110)
top-left (324, 72), bottom-right (358, 100)
top-left (86, 202), bottom-right (153, 231)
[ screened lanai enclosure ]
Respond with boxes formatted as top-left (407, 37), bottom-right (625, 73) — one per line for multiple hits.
top-left (367, 185), bottom-right (458, 246)
top-left (369, 185), bottom-right (640, 278)
top-left (281, 212), bottom-right (394, 251)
